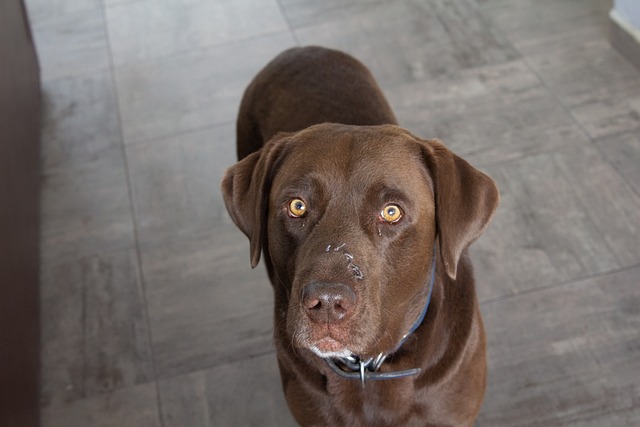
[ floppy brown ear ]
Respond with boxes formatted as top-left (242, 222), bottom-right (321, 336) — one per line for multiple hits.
top-left (419, 139), bottom-right (499, 279)
top-left (221, 135), bottom-right (290, 268)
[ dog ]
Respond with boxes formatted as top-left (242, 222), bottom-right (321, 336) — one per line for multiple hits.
top-left (222, 46), bottom-right (499, 426)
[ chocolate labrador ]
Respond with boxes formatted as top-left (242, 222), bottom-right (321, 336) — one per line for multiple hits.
top-left (222, 46), bottom-right (499, 426)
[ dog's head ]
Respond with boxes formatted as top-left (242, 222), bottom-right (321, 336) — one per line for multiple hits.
top-left (222, 124), bottom-right (498, 359)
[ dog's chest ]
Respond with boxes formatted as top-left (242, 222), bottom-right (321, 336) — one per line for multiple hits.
top-left (324, 377), bottom-right (419, 425)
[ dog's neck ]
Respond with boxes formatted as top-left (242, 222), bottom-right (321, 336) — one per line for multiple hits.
top-left (324, 247), bottom-right (437, 387)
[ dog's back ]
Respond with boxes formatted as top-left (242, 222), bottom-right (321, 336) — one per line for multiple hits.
top-left (236, 46), bottom-right (397, 160)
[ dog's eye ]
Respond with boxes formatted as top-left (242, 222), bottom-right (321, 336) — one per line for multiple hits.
top-left (288, 198), bottom-right (307, 218)
top-left (381, 204), bottom-right (402, 223)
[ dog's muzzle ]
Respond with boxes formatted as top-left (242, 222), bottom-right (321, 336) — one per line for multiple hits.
top-left (323, 245), bottom-right (437, 387)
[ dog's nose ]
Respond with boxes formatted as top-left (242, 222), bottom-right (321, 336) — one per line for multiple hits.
top-left (302, 282), bottom-right (356, 324)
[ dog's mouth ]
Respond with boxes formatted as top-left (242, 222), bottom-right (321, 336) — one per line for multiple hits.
top-left (309, 337), bottom-right (352, 358)
top-left (295, 317), bottom-right (386, 360)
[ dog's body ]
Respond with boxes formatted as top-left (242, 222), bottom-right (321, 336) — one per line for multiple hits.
top-left (222, 47), bottom-right (499, 426)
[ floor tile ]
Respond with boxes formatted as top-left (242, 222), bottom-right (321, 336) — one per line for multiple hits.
top-left (40, 248), bottom-right (153, 406)
top-left (471, 143), bottom-right (640, 300)
top-left (294, 0), bottom-right (519, 85)
top-left (114, 32), bottom-right (296, 143)
top-left (104, 0), bottom-right (142, 6)
top-left (106, 0), bottom-right (288, 65)
top-left (40, 71), bottom-right (121, 171)
top-left (479, 1), bottom-right (640, 140)
top-left (40, 146), bottom-right (135, 265)
top-left (522, 31), bottom-right (640, 140)
top-left (126, 124), bottom-right (236, 245)
top-left (386, 58), bottom-right (540, 110)
top-left (140, 225), bottom-right (275, 378)
top-left (479, 0), bottom-right (610, 49)
top-left (158, 352), bottom-right (297, 427)
top-left (387, 60), bottom-right (583, 166)
top-left (30, 8), bottom-right (110, 81)
top-left (596, 131), bottom-right (640, 196)
top-left (478, 266), bottom-right (640, 426)
top-left (25, 0), bottom-right (102, 24)
top-left (280, 0), bottom-right (389, 28)
top-left (567, 89), bottom-right (640, 141)
top-left (41, 382), bottom-right (161, 427)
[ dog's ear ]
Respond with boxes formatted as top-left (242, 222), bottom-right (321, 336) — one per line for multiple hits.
top-left (221, 134), bottom-right (290, 268)
top-left (419, 138), bottom-right (499, 279)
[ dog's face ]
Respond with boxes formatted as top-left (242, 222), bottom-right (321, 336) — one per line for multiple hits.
top-left (222, 124), bottom-right (498, 360)
top-left (268, 125), bottom-right (436, 359)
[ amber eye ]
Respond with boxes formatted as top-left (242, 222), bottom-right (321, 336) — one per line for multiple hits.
top-left (288, 198), bottom-right (307, 218)
top-left (381, 204), bottom-right (402, 223)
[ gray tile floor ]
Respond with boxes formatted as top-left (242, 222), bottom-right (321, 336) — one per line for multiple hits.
top-left (30, 0), bottom-right (640, 425)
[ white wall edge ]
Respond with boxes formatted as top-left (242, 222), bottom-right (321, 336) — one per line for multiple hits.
top-left (611, 8), bottom-right (640, 46)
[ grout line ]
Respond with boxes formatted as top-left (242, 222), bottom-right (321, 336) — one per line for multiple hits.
top-left (135, 221), bottom-right (236, 252)
top-left (38, 27), bottom-right (292, 85)
top-left (107, 28), bottom-right (295, 71)
top-left (99, 3), bottom-right (166, 426)
top-left (275, 0), bottom-right (301, 46)
top-left (156, 349), bottom-right (280, 382)
top-left (468, 141), bottom-right (578, 170)
top-left (591, 132), bottom-right (640, 200)
top-left (480, 262), bottom-right (640, 306)
top-left (592, 126), bottom-right (640, 144)
top-left (80, 263), bottom-right (88, 399)
top-left (123, 119), bottom-right (236, 147)
top-left (520, 56), bottom-right (597, 147)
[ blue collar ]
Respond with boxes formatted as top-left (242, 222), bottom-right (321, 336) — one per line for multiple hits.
top-left (325, 246), bottom-right (437, 387)
top-left (394, 246), bottom-right (437, 351)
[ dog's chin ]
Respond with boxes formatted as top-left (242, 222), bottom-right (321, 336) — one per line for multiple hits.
top-left (308, 337), bottom-right (352, 359)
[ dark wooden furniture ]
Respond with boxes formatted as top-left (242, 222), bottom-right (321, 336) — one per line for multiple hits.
top-left (0, 0), bottom-right (41, 426)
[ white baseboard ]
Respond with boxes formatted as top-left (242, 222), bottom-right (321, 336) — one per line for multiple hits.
top-left (610, 9), bottom-right (640, 45)
top-left (610, 8), bottom-right (640, 71)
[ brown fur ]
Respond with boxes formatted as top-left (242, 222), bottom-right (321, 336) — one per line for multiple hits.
top-left (222, 46), bottom-right (499, 426)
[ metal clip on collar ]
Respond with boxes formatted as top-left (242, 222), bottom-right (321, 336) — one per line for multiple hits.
top-left (325, 355), bottom-right (421, 388)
